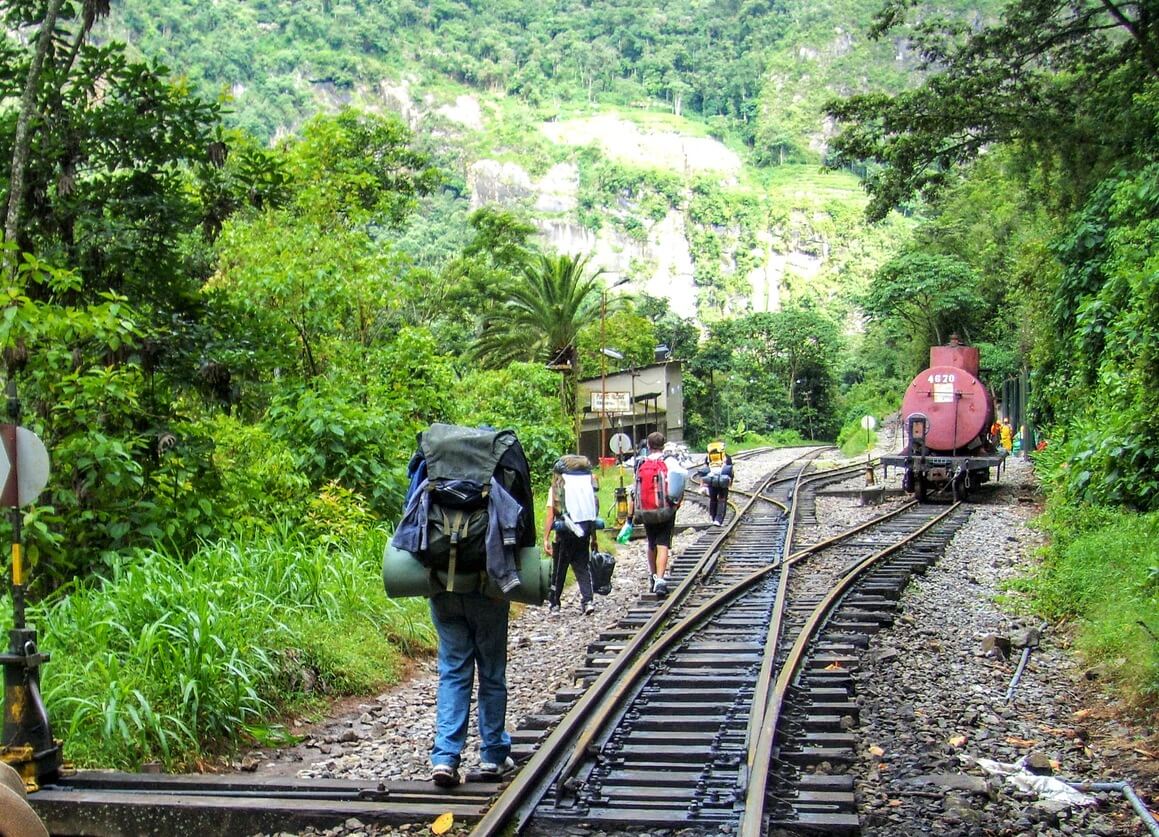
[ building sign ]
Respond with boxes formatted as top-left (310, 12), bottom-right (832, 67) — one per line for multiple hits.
top-left (590, 391), bottom-right (632, 414)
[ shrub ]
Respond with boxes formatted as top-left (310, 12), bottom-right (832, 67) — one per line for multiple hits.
top-left (266, 387), bottom-right (412, 518)
top-left (203, 414), bottom-right (312, 536)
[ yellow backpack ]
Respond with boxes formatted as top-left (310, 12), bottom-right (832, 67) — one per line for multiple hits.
top-left (707, 442), bottom-right (726, 469)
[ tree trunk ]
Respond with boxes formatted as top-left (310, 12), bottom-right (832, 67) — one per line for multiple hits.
top-left (4, 0), bottom-right (65, 276)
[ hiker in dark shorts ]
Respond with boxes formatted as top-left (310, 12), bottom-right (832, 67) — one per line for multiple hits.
top-left (703, 440), bottom-right (734, 526)
top-left (628, 431), bottom-right (679, 597)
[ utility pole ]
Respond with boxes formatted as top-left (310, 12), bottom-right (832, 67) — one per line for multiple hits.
top-left (600, 289), bottom-right (608, 462)
top-left (597, 278), bottom-right (628, 460)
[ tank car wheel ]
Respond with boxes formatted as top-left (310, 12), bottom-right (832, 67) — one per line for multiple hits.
top-left (952, 475), bottom-right (969, 502)
top-left (914, 475), bottom-right (927, 503)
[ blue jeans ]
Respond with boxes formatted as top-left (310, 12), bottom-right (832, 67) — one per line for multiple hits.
top-left (429, 591), bottom-right (511, 768)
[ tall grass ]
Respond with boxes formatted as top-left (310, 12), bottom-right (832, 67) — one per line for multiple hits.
top-left (1, 524), bottom-right (434, 769)
top-left (837, 416), bottom-right (879, 456)
top-left (1010, 504), bottom-right (1159, 704)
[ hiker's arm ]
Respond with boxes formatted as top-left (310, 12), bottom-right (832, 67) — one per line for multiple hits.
top-left (543, 504), bottom-right (554, 555)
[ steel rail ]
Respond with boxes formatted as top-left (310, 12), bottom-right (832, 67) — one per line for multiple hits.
top-left (28, 773), bottom-right (494, 834)
top-left (696, 447), bottom-right (831, 579)
top-left (738, 460), bottom-right (889, 771)
top-left (736, 487), bottom-right (916, 799)
top-left (555, 559), bottom-right (780, 789)
top-left (725, 459), bottom-right (871, 512)
top-left (737, 502), bottom-right (962, 837)
top-left (736, 459), bottom-right (813, 794)
top-left (469, 447), bottom-right (826, 837)
top-left (782, 497), bottom-right (918, 564)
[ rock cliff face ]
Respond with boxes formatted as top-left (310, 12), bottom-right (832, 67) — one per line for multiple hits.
top-left (461, 113), bottom-right (837, 322)
top-left (540, 114), bottom-right (743, 177)
top-left (349, 82), bottom-right (840, 322)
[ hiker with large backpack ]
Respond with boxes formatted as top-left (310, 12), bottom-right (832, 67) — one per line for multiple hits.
top-left (393, 424), bottom-right (536, 594)
top-left (391, 423), bottom-right (536, 788)
top-left (702, 440), bottom-right (735, 526)
top-left (543, 454), bottom-right (600, 617)
top-left (628, 431), bottom-right (686, 597)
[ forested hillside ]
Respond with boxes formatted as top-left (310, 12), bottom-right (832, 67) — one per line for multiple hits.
top-left (98, 0), bottom-right (994, 330)
top-left (99, 0), bottom-right (943, 152)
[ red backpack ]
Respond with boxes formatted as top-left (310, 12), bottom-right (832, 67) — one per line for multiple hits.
top-left (635, 456), bottom-right (676, 524)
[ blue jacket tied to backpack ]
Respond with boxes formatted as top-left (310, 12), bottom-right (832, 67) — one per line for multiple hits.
top-left (393, 475), bottom-right (525, 592)
top-left (390, 423), bottom-right (536, 595)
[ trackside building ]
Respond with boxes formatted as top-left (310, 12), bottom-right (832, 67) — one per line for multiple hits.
top-left (576, 360), bottom-right (684, 463)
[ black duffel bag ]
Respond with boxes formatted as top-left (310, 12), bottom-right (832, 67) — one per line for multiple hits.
top-left (590, 550), bottom-right (616, 596)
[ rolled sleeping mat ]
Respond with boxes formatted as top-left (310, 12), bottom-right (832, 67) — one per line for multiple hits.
top-left (383, 544), bottom-right (550, 605)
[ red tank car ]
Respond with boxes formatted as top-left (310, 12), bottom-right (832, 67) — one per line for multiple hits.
top-left (881, 338), bottom-right (1006, 502)
top-left (900, 341), bottom-right (992, 452)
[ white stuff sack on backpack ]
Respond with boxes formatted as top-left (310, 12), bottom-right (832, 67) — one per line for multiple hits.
top-left (664, 457), bottom-right (687, 504)
top-left (559, 473), bottom-right (598, 522)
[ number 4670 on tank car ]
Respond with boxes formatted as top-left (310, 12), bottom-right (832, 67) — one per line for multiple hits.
top-left (880, 337), bottom-right (1006, 502)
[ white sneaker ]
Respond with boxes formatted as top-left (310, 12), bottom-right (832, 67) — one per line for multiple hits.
top-left (432, 763), bottom-right (461, 787)
top-left (653, 576), bottom-right (668, 597)
top-left (478, 756), bottom-right (516, 780)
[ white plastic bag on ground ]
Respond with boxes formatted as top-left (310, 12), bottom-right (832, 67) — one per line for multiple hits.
top-left (971, 756), bottom-right (1095, 808)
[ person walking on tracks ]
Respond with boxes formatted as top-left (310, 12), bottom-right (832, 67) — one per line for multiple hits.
top-left (543, 454), bottom-right (600, 616)
top-left (702, 440), bottom-right (734, 526)
top-left (428, 590), bottom-right (514, 787)
top-left (628, 431), bottom-right (685, 598)
top-left (395, 424), bottom-right (533, 789)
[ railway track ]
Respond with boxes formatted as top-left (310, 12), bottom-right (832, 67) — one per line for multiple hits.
top-left (746, 500), bottom-right (967, 835)
top-left (473, 451), bottom-right (969, 836)
top-left (24, 771), bottom-right (496, 834)
top-left (468, 450), bottom-right (824, 834)
top-left (17, 447), bottom-right (972, 836)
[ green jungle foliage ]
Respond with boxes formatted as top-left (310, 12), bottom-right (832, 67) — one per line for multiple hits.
top-left (684, 305), bottom-right (841, 443)
top-left (95, 0), bottom-right (1003, 157)
top-left (1006, 489), bottom-right (1159, 703)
